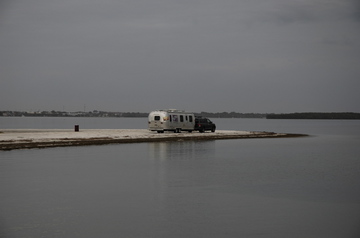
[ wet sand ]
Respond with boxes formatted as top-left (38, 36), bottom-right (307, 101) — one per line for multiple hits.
top-left (0, 129), bottom-right (307, 150)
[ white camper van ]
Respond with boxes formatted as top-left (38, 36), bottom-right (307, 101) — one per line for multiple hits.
top-left (148, 109), bottom-right (195, 133)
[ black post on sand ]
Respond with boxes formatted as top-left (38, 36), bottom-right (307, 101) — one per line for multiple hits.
top-left (74, 125), bottom-right (79, 132)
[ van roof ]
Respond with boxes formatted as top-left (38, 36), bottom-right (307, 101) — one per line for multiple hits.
top-left (156, 109), bottom-right (186, 113)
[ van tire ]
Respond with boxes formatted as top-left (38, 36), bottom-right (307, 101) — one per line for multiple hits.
top-left (211, 127), bottom-right (216, 132)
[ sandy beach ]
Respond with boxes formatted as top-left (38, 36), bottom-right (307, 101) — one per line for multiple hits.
top-left (0, 129), bottom-right (306, 150)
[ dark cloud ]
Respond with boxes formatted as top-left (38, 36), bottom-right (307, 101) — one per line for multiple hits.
top-left (256, 1), bottom-right (360, 25)
top-left (353, 0), bottom-right (360, 21)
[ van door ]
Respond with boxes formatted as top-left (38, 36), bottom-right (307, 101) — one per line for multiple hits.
top-left (150, 114), bottom-right (162, 129)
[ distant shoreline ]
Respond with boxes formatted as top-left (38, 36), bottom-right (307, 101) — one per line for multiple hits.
top-left (1, 111), bottom-right (360, 119)
top-left (266, 112), bottom-right (360, 120)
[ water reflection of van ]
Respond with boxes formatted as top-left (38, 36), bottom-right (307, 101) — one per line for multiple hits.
top-left (148, 109), bottom-right (195, 133)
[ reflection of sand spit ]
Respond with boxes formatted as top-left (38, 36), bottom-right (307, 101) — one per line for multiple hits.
top-left (0, 129), bottom-right (307, 150)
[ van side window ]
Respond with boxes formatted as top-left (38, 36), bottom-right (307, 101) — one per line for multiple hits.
top-left (189, 116), bottom-right (193, 122)
top-left (180, 115), bottom-right (184, 122)
top-left (154, 116), bottom-right (160, 121)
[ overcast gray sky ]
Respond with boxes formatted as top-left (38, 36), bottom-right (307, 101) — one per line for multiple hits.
top-left (1, 0), bottom-right (359, 113)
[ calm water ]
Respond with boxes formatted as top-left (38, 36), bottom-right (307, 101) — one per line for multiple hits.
top-left (1, 117), bottom-right (360, 238)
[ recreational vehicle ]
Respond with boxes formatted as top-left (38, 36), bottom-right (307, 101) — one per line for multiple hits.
top-left (148, 109), bottom-right (195, 133)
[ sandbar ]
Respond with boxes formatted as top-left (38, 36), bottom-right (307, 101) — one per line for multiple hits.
top-left (0, 129), bottom-right (307, 150)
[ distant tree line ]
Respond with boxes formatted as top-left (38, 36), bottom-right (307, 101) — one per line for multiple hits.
top-left (0, 110), bottom-right (266, 118)
top-left (2, 111), bottom-right (359, 119)
top-left (0, 110), bottom-right (148, 118)
top-left (266, 112), bottom-right (360, 120)
top-left (195, 112), bottom-right (266, 118)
